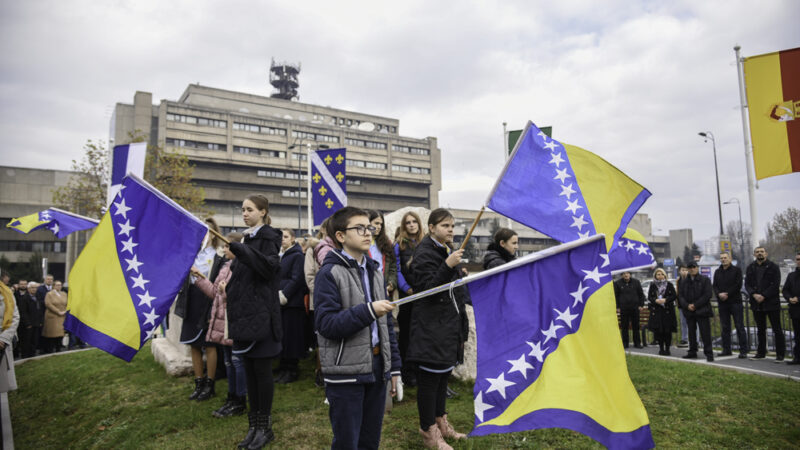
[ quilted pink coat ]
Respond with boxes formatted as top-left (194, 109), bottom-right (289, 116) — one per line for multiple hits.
top-left (195, 259), bottom-right (233, 346)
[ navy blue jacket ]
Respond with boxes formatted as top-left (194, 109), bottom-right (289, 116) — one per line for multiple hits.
top-left (280, 243), bottom-right (308, 309)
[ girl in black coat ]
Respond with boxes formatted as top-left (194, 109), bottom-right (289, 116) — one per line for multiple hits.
top-left (647, 268), bottom-right (677, 355)
top-left (275, 228), bottom-right (308, 384)
top-left (408, 208), bottom-right (469, 446)
top-left (482, 227), bottom-right (518, 270)
top-left (226, 194), bottom-right (282, 448)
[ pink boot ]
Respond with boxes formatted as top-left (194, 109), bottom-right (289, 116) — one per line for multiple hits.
top-left (419, 424), bottom-right (453, 449)
top-left (436, 414), bottom-right (467, 440)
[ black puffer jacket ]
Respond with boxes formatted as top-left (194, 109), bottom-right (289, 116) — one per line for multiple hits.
top-left (280, 243), bottom-right (308, 309)
top-left (227, 225), bottom-right (283, 342)
top-left (407, 236), bottom-right (469, 367)
top-left (483, 242), bottom-right (515, 270)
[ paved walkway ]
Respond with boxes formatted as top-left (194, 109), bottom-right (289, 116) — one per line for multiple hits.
top-left (625, 344), bottom-right (800, 381)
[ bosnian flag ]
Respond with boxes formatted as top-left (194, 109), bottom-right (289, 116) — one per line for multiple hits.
top-left (108, 142), bottom-right (147, 204)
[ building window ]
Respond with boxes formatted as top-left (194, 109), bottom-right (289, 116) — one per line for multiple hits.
top-left (166, 138), bottom-right (225, 151)
top-left (291, 152), bottom-right (308, 161)
top-left (282, 190), bottom-right (307, 198)
top-left (233, 122), bottom-right (287, 136)
top-left (292, 130), bottom-right (339, 143)
top-left (344, 138), bottom-right (387, 150)
top-left (234, 146), bottom-right (285, 158)
top-left (391, 164), bottom-right (430, 174)
top-left (0, 240), bottom-right (67, 253)
top-left (258, 169), bottom-right (307, 180)
top-left (346, 178), bottom-right (362, 186)
top-left (392, 144), bottom-right (430, 155)
top-left (167, 113), bottom-right (226, 128)
top-left (347, 159), bottom-right (387, 170)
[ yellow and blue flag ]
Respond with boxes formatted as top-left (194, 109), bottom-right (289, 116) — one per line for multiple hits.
top-left (468, 235), bottom-right (654, 449)
top-left (609, 228), bottom-right (656, 273)
top-left (65, 173), bottom-right (207, 361)
top-left (311, 148), bottom-right (347, 226)
top-left (487, 121), bottom-right (650, 251)
top-left (6, 208), bottom-right (99, 238)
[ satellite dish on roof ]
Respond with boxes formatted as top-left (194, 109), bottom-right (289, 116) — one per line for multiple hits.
top-left (358, 122), bottom-right (375, 132)
top-left (239, 108), bottom-right (250, 113)
top-left (283, 114), bottom-right (293, 120)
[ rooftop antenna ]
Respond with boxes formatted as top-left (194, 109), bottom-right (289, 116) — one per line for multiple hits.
top-left (270, 58), bottom-right (301, 101)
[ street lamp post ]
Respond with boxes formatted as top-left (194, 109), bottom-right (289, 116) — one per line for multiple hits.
top-left (698, 131), bottom-right (724, 238)
top-left (723, 198), bottom-right (745, 264)
top-left (288, 140), bottom-right (305, 231)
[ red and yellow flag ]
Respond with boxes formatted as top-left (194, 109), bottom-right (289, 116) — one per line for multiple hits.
top-left (743, 47), bottom-right (800, 180)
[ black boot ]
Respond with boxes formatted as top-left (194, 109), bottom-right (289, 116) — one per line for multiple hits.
top-left (188, 377), bottom-right (204, 400)
top-left (247, 413), bottom-right (275, 449)
top-left (224, 395), bottom-right (247, 417)
top-left (196, 377), bottom-right (216, 401)
top-left (212, 393), bottom-right (234, 418)
top-left (238, 413), bottom-right (258, 448)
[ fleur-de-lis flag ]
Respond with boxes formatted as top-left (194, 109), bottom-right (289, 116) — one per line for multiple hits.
top-left (311, 148), bottom-right (347, 226)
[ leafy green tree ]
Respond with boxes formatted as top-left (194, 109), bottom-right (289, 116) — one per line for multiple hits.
top-left (762, 206), bottom-right (800, 259)
top-left (51, 140), bottom-right (108, 219)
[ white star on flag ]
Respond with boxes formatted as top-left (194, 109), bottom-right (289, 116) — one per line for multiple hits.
top-left (485, 372), bottom-right (516, 399)
top-left (114, 198), bottom-right (132, 219)
top-left (541, 321), bottom-right (563, 344)
top-left (507, 354), bottom-right (534, 379)
top-left (559, 183), bottom-right (576, 199)
top-left (40, 212), bottom-right (51, 220)
top-left (537, 131), bottom-right (549, 140)
top-left (131, 273), bottom-right (150, 290)
top-left (577, 231), bottom-right (592, 239)
top-left (549, 152), bottom-right (565, 167)
top-left (570, 215), bottom-right (588, 231)
top-left (49, 223), bottom-right (60, 234)
top-left (137, 291), bottom-right (156, 308)
top-left (599, 253), bottom-right (610, 268)
top-left (570, 282), bottom-right (590, 307)
top-left (582, 266), bottom-right (609, 284)
top-left (553, 167), bottom-right (571, 183)
top-left (117, 219), bottom-right (135, 236)
top-left (625, 240), bottom-right (636, 252)
top-left (144, 328), bottom-right (157, 341)
top-left (142, 308), bottom-right (159, 327)
top-left (543, 140), bottom-right (560, 151)
top-left (554, 306), bottom-right (580, 329)
top-left (527, 340), bottom-right (547, 362)
top-left (120, 237), bottom-right (138, 255)
top-left (474, 391), bottom-right (494, 422)
top-left (125, 254), bottom-right (144, 273)
top-left (565, 199), bottom-right (582, 214)
top-left (636, 244), bottom-right (650, 255)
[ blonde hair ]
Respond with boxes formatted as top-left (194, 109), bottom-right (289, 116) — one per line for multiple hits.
top-left (653, 268), bottom-right (667, 280)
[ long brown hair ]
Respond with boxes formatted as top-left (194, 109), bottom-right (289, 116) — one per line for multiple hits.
top-left (367, 209), bottom-right (393, 256)
top-left (205, 217), bottom-right (221, 248)
top-left (397, 211), bottom-right (424, 251)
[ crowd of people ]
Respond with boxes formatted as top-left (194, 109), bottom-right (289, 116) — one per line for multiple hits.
top-left (1, 200), bottom-right (797, 449)
top-left (613, 248), bottom-right (800, 365)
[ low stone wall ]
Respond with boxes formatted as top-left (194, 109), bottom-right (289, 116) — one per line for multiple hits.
top-left (151, 303), bottom-right (192, 377)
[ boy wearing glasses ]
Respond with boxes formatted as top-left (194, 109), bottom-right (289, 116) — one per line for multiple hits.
top-left (314, 207), bottom-right (401, 449)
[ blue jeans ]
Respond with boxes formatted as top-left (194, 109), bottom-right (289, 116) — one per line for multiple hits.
top-left (223, 346), bottom-right (247, 397)
top-left (324, 355), bottom-right (387, 450)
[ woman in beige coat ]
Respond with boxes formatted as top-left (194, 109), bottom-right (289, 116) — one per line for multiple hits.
top-left (43, 280), bottom-right (67, 353)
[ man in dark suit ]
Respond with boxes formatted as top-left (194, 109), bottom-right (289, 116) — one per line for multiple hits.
top-left (712, 252), bottom-right (748, 358)
top-left (679, 262), bottom-right (714, 362)
top-left (781, 252), bottom-right (800, 365)
top-left (614, 271), bottom-right (645, 348)
top-left (745, 247), bottom-right (785, 361)
top-left (35, 274), bottom-right (53, 354)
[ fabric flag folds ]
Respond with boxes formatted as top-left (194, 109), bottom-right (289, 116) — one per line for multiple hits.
top-left (65, 173), bottom-right (207, 361)
top-left (6, 208), bottom-right (99, 239)
top-left (311, 148), bottom-right (347, 226)
top-left (743, 47), bottom-right (800, 180)
top-left (468, 235), bottom-right (654, 449)
top-left (608, 228), bottom-right (656, 273)
top-left (487, 121), bottom-right (650, 251)
top-left (108, 142), bottom-right (147, 203)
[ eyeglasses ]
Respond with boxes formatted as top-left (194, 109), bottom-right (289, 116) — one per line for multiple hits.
top-left (345, 225), bottom-right (377, 236)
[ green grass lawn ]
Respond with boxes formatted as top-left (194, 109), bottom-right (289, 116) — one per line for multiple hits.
top-left (9, 344), bottom-right (800, 449)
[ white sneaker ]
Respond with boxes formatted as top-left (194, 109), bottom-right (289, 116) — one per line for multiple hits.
top-left (396, 378), bottom-right (404, 402)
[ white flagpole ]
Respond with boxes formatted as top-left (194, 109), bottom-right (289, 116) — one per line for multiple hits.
top-left (307, 143), bottom-right (313, 236)
top-left (734, 45), bottom-right (759, 250)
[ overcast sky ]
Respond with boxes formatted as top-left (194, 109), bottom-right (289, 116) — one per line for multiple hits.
top-left (1, 0), bottom-right (798, 246)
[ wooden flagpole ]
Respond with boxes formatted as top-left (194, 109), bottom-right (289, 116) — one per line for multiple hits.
top-left (207, 227), bottom-right (230, 245)
top-left (458, 205), bottom-right (485, 251)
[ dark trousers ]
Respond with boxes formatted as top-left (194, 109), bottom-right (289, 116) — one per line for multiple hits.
top-left (243, 356), bottom-right (274, 414)
top-left (43, 336), bottom-right (63, 354)
top-left (416, 368), bottom-right (451, 430)
top-left (397, 303), bottom-right (415, 379)
top-left (718, 300), bottom-right (748, 354)
top-left (325, 355), bottom-right (387, 450)
top-left (686, 316), bottom-right (712, 357)
top-left (791, 318), bottom-right (800, 361)
top-left (754, 310), bottom-right (785, 357)
top-left (654, 331), bottom-right (672, 350)
top-left (19, 326), bottom-right (38, 358)
top-left (619, 309), bottom-right (641, 347)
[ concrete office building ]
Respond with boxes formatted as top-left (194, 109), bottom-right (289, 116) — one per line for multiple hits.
top-left (110, 84), bottom-right (442, 231)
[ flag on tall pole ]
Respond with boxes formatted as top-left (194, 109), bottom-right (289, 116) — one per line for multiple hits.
top-left (108, 142), bottom-right (147, 203)
top-left (743, 47), bottom-right (800, 180)
top-left (467, 235), bottom-right (655, 449)
top-left (487, 121), bottom-right (651, 251)
top-left (310, 148), bottom-right (347, 226)
top-left (6, 208), bottom-right (99, 238)
top-left (65, 173), bottom-right (207, 361)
